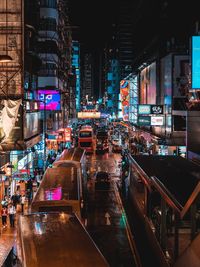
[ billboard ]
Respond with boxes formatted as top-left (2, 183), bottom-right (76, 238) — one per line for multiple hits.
top-left (138, 105), bottom-right (151, 115)
top-left (24, 112), bottom-right (41, 139)
top-left (38, 90), bottom-right (61, 110)
top-left (192, 36), bottom-right (200, 89)
top-left (77, 112), bottom-right (101, 119)
top-left (173, 55), bottom-right (189, 96)
top-left (151, 116), bottom-right (164, 126)
top-left (151, 105), bottom-right (163, 115)
top-left (0, 99), bottom-right (23, 149)
top-left (120, 80), bottom-right (129, 121)
top-left (138, 116), bottom-right (151, 126)
top-left (138, 105), bottom-right (163, 115)
top-left (140, 62), bottom-right (156, 104)
top-left (160, 54), bottom-right (172, 105)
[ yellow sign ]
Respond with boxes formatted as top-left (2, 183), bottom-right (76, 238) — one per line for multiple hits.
top-left (78, 112), bottom-right (101, 119)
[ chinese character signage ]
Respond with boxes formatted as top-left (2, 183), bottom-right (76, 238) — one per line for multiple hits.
top-left (138, 116), bottom-right (151, 126)
top-left (138, 105), bottom-right (151, 115)
top-left (138, 104), bottom-right (163, 115)
top-left (151, 116), bottom-right (164, 126)
top-left (150, 105), bottom-right (163, 114)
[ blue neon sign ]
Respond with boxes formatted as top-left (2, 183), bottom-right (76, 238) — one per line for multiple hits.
top-left (192, 36), bottom-right (200, 89)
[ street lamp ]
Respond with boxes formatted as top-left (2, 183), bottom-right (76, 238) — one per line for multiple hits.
top-left (0, 55), bottom-right (13, 63)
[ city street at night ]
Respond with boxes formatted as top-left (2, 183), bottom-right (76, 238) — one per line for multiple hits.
top-left (1, 0), bottom-right (200, 267)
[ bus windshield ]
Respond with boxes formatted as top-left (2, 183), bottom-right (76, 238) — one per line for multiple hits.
top-left (79, 131), bottom-right (92, 137)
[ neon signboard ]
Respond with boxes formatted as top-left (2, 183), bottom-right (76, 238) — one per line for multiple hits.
top-left (38, 90), bottom-right (61, 110)
top-left (138, 105), bottom-right (151, 115)
top-left (192, 36), bottom-right (200, 89)
top-left (151, 116), bottom-right (164, 126)
top-left (45, 187), bottom-right (62, 200)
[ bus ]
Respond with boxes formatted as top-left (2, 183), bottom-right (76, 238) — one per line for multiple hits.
top-left (18, 212), bottom-right (109, 267)
top-left (31, 148), bottom-right (86, 220)
top-left (78, 125), bottom-right (94, 153)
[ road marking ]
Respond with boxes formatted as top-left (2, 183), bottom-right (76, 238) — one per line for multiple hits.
top-left (113, 183), bottom-right (142, 267)
top-left (105, 212), bottom-right (111, 225)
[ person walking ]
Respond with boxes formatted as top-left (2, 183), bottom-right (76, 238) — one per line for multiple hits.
top-left (8, 203), bottom-right (16, 227)
top-left (1, 206), bottom-right (8, 228)
top-left (20, 194), bottom-right (26, 214)
top-left (11, 192), bottom-right (19, 209)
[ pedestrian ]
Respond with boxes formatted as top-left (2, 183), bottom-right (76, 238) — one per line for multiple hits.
top-left (36, 173), bottom-right (41, 187)
top-left (1, 206), bottom-right (8, 228)
top-left (1, 195), bottom-right (8, 208)
top-left (20, 194), bottom-right (26, 214)
top-left (8, 203), bottom-right (16, 227)
top-left (11, 192), bottom-right (19, 209)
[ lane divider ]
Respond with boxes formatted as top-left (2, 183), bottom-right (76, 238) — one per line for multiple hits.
top-left (113, 182), bottom-right (143, 267)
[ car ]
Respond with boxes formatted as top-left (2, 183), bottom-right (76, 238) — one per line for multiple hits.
top-left (112, 138), bottom-right (122, 152)
top-left (96, 131), bottom-right (109, 153)
top-left (95, 171), bottom-right (110, 190)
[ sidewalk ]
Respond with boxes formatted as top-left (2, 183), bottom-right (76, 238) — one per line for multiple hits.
top-left (0, 202), bottom-right (29, 266)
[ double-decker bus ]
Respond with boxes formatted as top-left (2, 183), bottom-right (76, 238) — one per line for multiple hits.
top-left (78, 125), bottom-right (94, 153)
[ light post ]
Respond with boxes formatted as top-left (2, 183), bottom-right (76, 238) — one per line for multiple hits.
top-left (38, 92), bottom-right (47, 172)
top-left (6, 163), bottom-right (14, 196)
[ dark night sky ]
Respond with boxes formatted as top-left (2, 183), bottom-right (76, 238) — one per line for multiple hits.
top-left (69, 0), bottom-right (119, 99)
top-left (69, 0), bottom-right (117, 51)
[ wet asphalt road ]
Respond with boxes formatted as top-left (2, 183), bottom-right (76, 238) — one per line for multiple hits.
top-left (85, 150), bottom-right (137, 267)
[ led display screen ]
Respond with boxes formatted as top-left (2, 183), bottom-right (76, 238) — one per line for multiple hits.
top-left (138, 105), bottom-right (151, 115)
top-left (151, 116), bottom-right (164, 126)
top-left (38, 90), bottom-right (61, 110)
top-left (192, 36), bottom-right (200, 89)
top-left (45, 187), bottom-right (62, 200)
top-left (150, 105), bottom-right (163, 115)
top-left (140, 62), bottom-right (156, 104)
top-left (138, 116), bottom-right (151, 126)
top-left (120, 80), bottom-right (129, 121)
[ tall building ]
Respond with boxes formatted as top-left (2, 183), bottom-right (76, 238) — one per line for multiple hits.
top-left (0, 0), bottom-right (42, 198)
top-left (117, 0), bottom-right (134, 80)
top-left (38, 0), bottom-right (72, 130)
top-left (72, 41), bottom-right (81, 112)
top-left (106, 59), bottom-right (120, 117)
top-left (81, 53), bottom-right (94, 103)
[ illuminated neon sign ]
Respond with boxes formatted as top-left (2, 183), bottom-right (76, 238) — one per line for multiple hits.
top-left (192, 36), bottom-right (200, 89)
top-left (38, 90), bottom-right (61, 110)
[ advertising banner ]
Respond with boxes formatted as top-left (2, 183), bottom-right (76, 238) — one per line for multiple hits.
top-left (77, 112), bottom-right (101, 119)
top-left (192, 36), bottom-right (200, 89)
top-left (138, 116), bottom-right (151, 126)
top-left (160, 54), bottom-right (172, 105)
top-left (0, 99), bottom-right (23, 148)
top-left (120, 80), bottom-right (129, 121)
top-left (150, 105), bottom-right (163, 115)
top-left (140, 62), bottom-right (156, 104)
top-left (24, 112), bottom-right (41, 139)
top-left (151, 116), bottom-right (164, 126)
top-left (138, 105), bottom-right (151, 115)
top-left (39, 90), bottom-right (61, 110)
top-left (138, 105), bottom-right (163, 115)
top-left (173, 55), bottom-right (189, 96)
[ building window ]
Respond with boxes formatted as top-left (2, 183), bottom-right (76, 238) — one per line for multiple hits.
top-left (40, 0), bottom-right (57, 8)
top-left (40, 18), bottom-right (57, 31)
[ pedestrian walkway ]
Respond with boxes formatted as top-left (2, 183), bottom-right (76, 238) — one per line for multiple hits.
top-left (0, 227), bottom-right (16, 266)
top-left (0, 201), bottom-right (29, 266)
